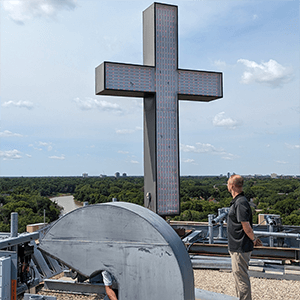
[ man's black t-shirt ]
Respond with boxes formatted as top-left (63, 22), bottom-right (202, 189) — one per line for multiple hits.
top-left (227, 192), bottom-right (253, 253)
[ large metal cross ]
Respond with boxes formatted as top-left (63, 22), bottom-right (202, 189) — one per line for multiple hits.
top-left (95, 2), bottom-right (222, 216)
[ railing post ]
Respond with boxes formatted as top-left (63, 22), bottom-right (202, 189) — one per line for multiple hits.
top-left (208, 214), bottom-right (214, 244)
top-left (10, 212), bottom-right (18, 238)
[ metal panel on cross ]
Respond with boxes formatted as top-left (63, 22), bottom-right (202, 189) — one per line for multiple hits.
top-left (95, 2), bottom-right (223, 216)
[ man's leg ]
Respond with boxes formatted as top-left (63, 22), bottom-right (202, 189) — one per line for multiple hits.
top-left (230, 251), bottom-right (252, 300)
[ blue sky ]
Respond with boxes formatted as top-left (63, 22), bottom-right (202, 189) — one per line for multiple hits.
top-left (0, 0), bottom-right (299, 177)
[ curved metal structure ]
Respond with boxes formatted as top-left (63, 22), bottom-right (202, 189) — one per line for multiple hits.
top-left (39, 202), bottom-right (195, 300)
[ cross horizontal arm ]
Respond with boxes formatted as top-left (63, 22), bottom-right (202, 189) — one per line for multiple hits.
top-left (178, 69), bottom-right (223, 101)
top-left (96, 62), bottom-right (155, 97)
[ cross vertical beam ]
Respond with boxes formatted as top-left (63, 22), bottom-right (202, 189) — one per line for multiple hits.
top-left (95, 2), bottom-right (223, 216)
top-left (143, 4), bottom-right (179, 215)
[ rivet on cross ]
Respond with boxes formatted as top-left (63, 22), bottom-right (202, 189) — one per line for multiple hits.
top-left (95, 2), bottom-right (223, 216)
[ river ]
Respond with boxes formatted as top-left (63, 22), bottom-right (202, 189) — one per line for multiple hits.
top-left (50, 195), bottom-right (81, 215)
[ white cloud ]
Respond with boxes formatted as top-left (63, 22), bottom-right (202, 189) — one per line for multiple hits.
top-left (238, 59), bottom-right (293, 87)
top-left (180, 144), bottom-right (197, 153)
top-left (29, 141), bottom-right (53, 151)
top-left (116, 129), bottom-right (135, 134)
top-left (2, 0), bottom-right (77, 25)
top-left (49, 155), bottom-right (65, 160)
top-left (0, 130), bottom-right (23, 137)
top-left (130, 160), bottom-right (139, 164)
top-left (118, 150), bottom-right (129, 154)
top-left (115, 126), bottom-right (142, 135)
top-left (181, 143), bottom-right (224, 154)
top-left (2, 100), bottom-right (34, 109)
top-left (0, 149), bottom-right (22, 160)
top-left (182, 158), bottom-right (195, 163)
top-left (214, 60), bottom-right (227, 69)
top-left (285, 143), bottom-right (300, 150)
top-left (38, 141), bottom-right (53, 151)
top-left (73, 97), bottom-right (123, 113)
top-left (29, 144), bottom-right (42, 151)
top-left (221, 153), bottom-right (235, 160)
top-left (276, 160), bottom-right (288, 164)
top-left (213, 112), bottom-right (240, 129)
top-left (180, 142), bottom-right (237, 161)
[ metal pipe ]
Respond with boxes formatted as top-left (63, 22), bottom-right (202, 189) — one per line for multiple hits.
top-left (269, 224), bottom-right (274, 247)
top-left (0, 232), bottom-right (40, 249)
top-left (212, 212), bottom-right (228, 225)
top-left (188, 243), bottom-right (300, 260)
top-left (254, 231), bottom-right (300, 239)
top-left (11, 212), bottom-right (18, 238)
top-left (218, 220), bottom-right (224, 239)
top-left (208, 214), bottom-right (214, 244)
top-left (265, 215), bottom-right (276, 226)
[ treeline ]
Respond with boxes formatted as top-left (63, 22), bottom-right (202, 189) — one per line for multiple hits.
top-left (0, 177), bottom-right (81, 196)
top-left (177, 177), bottom-right (300, 225)
top-left (0, 176), bottom-right (300, 233)
top-left (73, 177), bottom-right (144, 205)
top-left (0, 188), bottom-right (61, 232)
top-left (0, 176), bottom-right (84, 232)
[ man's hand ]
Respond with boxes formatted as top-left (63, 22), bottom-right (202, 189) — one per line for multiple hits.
top-left (241, 222), bottom-right (263, 247)
top-left (254, 238), bottom-right (263, 247)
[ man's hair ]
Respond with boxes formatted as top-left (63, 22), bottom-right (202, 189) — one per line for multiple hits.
top-left (230, 175), bottom-right (244, 188)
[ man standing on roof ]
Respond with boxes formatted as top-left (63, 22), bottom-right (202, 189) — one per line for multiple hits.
top-left (227, 174), bottom-right (262, 300)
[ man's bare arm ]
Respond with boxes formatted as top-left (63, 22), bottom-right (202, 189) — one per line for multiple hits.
top-left (105, 285), bottom-right (118, 300)
top-left (241, 221), bottom-right (262, 246)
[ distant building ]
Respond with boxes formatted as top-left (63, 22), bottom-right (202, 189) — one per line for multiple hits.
top-left (254, 174), bottom-right (271, 179)
top-left (271, 173), bottom-right (278, 179)
top-left (100, 174), bottom-right (107, 178)
top-left (115, 172), bottom-right (120, 178)
top-left (122, 173), bottom-right (127, 177)
top-left (82, 173), bottom-right (88, 178)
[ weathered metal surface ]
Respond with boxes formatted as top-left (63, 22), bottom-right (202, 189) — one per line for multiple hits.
top-left (31, 241), bottom-right (66, 280)
top-left (0, 256), bottom-right (11, 300)
top-left (39, 202), bottom-right (195, 300)
top-left (95, 2), bottom-right (223, 216)
top-left (0, 232), bottom-right (39, 249)
top-left (191, 255), bottom-right (232, 270)
top-left (43, 279), bottom-right (105, 295)
top-left (188, 243), bottom-right (300, 260)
